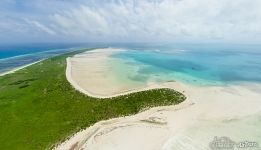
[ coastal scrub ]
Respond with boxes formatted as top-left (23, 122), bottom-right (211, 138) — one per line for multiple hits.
top-left (0, 49), bottom-right (185, 150)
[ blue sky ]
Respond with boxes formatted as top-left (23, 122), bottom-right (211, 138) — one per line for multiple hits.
top-left (1, 0), bottom-right (261, 44)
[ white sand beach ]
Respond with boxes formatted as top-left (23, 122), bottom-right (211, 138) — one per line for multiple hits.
top-left (56, 48), bottom-right (261, 150)
top-left (66, 48), bottom-right (156, 98)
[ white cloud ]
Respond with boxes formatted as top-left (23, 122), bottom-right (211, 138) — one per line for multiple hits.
top-left (26, 20), bottom-right (56, 35)
top-left (1, 0), bottom-right (261, 43)
top-left (52, 5), bottom-right (109, 36)
top-left (48, 0), bottom-right (261, 42)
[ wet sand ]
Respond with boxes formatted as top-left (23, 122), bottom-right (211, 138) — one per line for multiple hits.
top-left (57, 48), bottom-right (261, 150)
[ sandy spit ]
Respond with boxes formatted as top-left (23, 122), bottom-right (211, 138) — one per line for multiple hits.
top-left (55, 48), bottom-right (261, 150)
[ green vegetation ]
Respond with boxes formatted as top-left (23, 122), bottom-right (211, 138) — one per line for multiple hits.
top-left (0, 49), bottom-right (186, 150)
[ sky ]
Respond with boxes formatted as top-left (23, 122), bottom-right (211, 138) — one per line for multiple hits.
top-left (1, 0), bottom-right (261, 44)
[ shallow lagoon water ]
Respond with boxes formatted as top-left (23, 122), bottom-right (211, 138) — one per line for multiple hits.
top-left (2, 44), bottom-right (261, 149)
top-left (110, 45), bottom-right (261, 86)
top-left (106, 45), bottom-right (261, 150)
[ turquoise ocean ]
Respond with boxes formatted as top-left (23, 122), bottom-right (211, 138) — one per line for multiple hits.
top-left (1, 44), bottom-right (261, 149)
top-left (110, 44), bottom-right (261, 86)
top-left (1, 43), bottom-right (261, 86)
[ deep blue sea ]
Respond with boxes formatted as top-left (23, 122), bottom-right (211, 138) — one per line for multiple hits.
top-left (0, 43), bottom-right (78, 59)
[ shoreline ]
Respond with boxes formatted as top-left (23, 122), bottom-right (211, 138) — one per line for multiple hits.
top-left (67, 56), bottom-right (182, 98)
top-left (66, 48), bottom-right (152, 98)
top-left (55, 95), bottom-right (193, 150)
top-left (0, 59), bottom-right (45, 77)
top-left (56, 48), bottom-right (261, 150)
top-left (0, 47), bottom-right (82, 77)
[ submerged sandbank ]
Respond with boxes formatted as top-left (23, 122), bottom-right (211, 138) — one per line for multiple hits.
top-left (66, 48), bottom-right (160, 98)
top-left (58, 48), bottom-right (261, 150)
